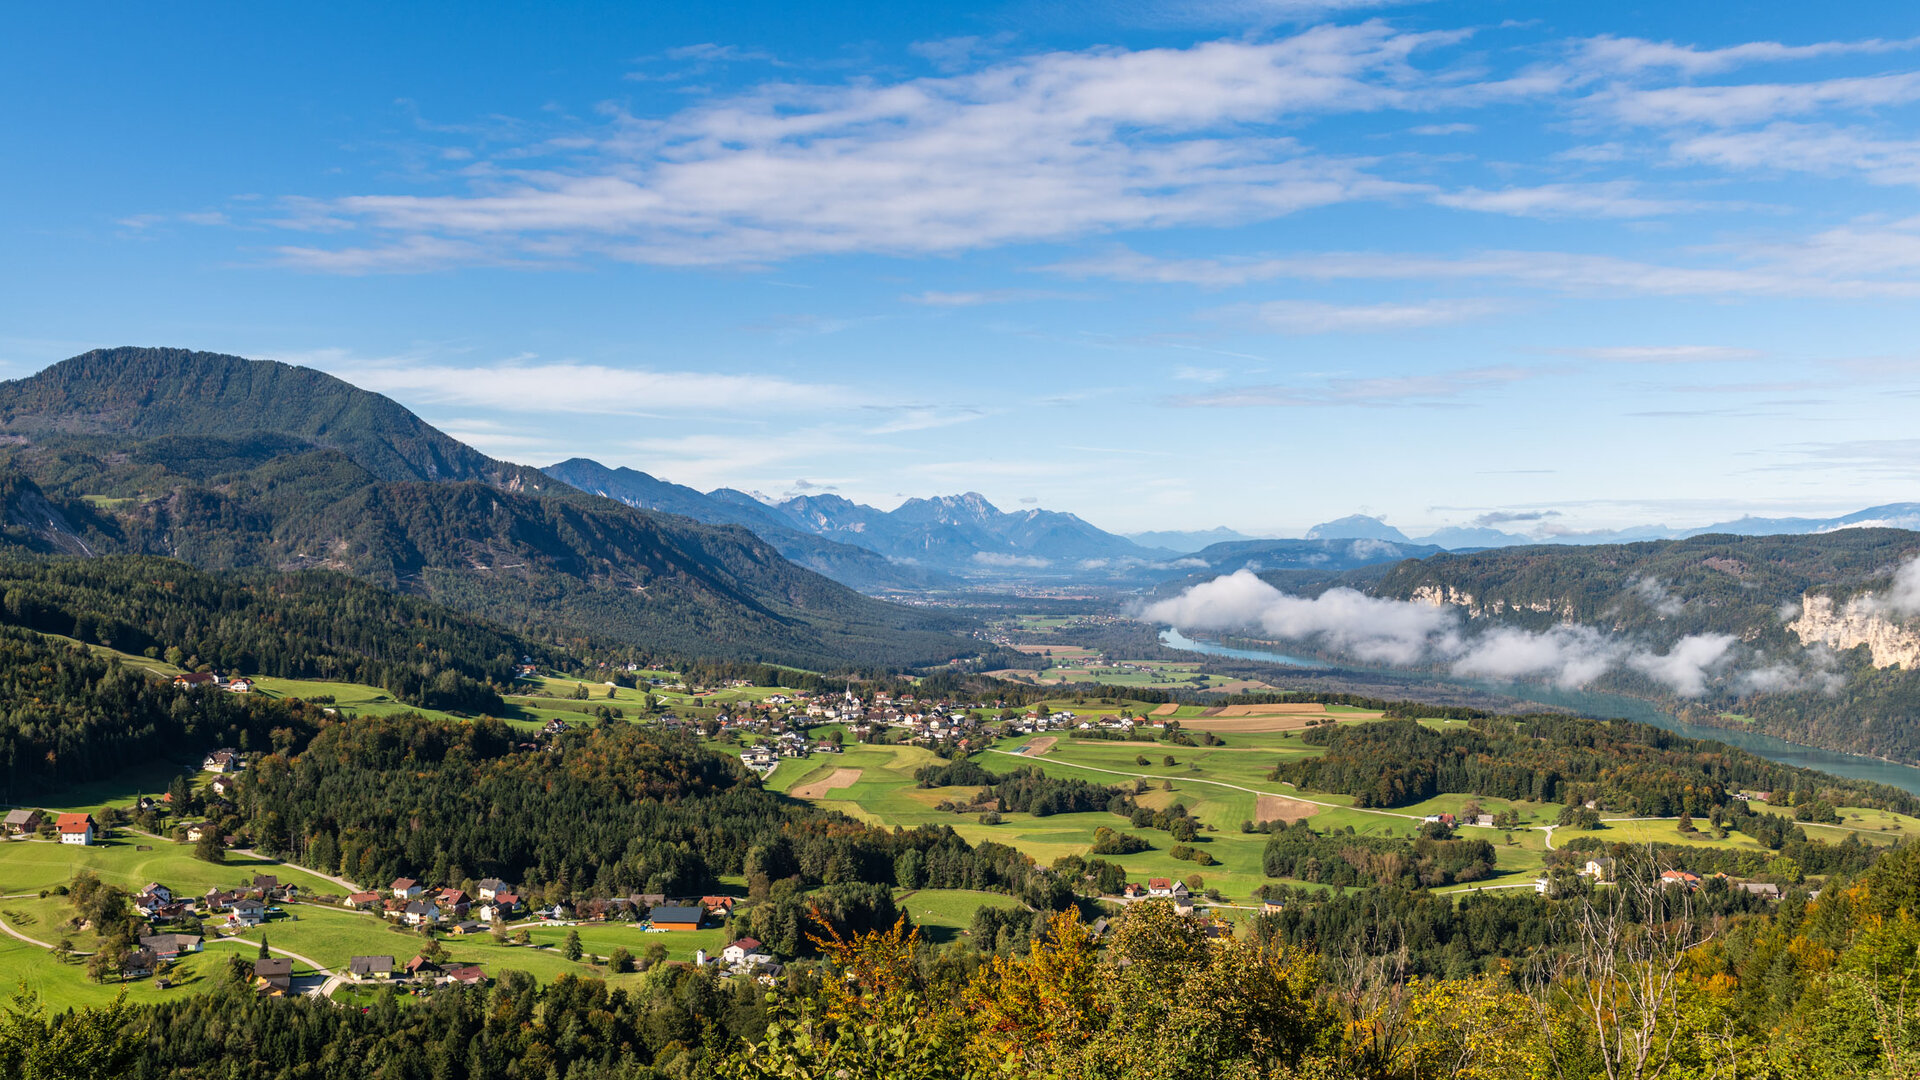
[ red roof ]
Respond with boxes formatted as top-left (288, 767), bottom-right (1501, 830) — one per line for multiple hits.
top-left (494, 893), bottom-right (519, 905)
top-left (731, 937), bottom-right (763, 951)
top-left (1148, 878), bottom-right (1171, 889)
top-left (56, 813), bottom-right (94, 834)
top-left (391, 878), bottom-right (417, 890)
top-left (347, 892), bottom-right (380, 902)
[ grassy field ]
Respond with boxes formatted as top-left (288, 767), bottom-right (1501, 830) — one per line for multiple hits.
top-left (897, 888), bottom-right (1022, 946)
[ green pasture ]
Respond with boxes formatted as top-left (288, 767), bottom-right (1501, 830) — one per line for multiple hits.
top-left (0, 836), bottom-right (342, 897)
top-left (897, 888), bottom-right (1023, 946)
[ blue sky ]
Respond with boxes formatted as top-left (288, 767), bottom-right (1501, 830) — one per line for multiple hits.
top-left (5, 1), bottom-right (1920, 537)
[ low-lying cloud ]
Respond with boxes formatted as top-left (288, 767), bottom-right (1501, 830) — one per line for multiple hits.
top-left (1140, 569), bottom-right (1740, 696)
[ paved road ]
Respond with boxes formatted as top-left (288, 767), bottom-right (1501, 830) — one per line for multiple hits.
top-left (208, 935), bottom-right (336, 994)
top-left (0, 912), bottom-right (56, 950)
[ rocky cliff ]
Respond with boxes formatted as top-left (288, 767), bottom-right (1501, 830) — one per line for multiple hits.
top-left (1788, 593), bottom-right (1920, 669)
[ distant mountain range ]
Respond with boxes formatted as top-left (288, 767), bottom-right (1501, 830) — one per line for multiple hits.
top-left (1302, 506), bottom-right (1920, 549)
top-left (0, 347), bottom-right (972, 669)
top-left (1124, 526), bottom-right (1259, 553)
top-left (545, 459), bottom-right (1171, 580)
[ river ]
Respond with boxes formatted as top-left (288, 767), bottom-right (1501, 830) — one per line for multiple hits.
top-left (1160, 629), bottom-right (1920, 796)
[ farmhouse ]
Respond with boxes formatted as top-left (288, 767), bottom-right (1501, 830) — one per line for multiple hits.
top-left (722, 937), bottom-right (770, 966)
top-left (391, 877), bottom-right (423, 899)
top-left (227, 899), bottom-right (268, 927)
top-left (140, 933), bottom-right (202, 959)
top-left (175, 673), bottom-right (218, 691)
top-left (475, 878), bottom-right (509, 900)
top-left (226, 677), bottom-right (255, 693)
top-left (349, 955), bottom-right (394, 980)
top-left (56, 812), bottom-right (96, 846)
top-left (3, 808), bottom-right (43, 835)
top-left (1145, 878), bottom-right (1188, 900)
top-left (402, 900), bottom-right (441, 926)
top-left (649, 905), bottom-right (704, 931)
top-left (343, 891), bottom-right (381, 910)
top-left (202, 748), bottom-right (241, 771)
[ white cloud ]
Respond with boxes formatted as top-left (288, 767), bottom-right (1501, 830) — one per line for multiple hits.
top-left (1045, 231), bottom-right (1920, 299)
top-left (1607, 72), bottom-right (1920, 128)
top-left (1431, 181), bottom-right (1715, 219)
top-left (1556, 345), bottom-right (1759, 363)
top-left (1228, 297), bottom-right (1504, 333)
top-left (276, 25), bottom-right (1470, 269)
top-left (1574, 34), bottom-right (1920, 77)
top-left (973, 552), bottom-right (1051, 568)
top-left (1672, 123), bottom-right (1920, 187)
top-left (1142, 568), bottom-right (1745, 696)
top-left (1174, 363), bottom-right (1535, 407)
top-left (295, 355), bottom-right (857, 415)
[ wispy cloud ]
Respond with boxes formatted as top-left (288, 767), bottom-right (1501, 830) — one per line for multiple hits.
top-left (1554, 344), bottom-right (1759, 363)
top-left (1574, 34), bottom-right (1920, 77)
top-left (902, 288), bottom-right (1089, 306)
top-left (1217, 297), bottom-right (1505, 333)
top-left (1174, 363), bottom-right (1537, 407)
top-left (1431, 181), bottom-right (1723, 219)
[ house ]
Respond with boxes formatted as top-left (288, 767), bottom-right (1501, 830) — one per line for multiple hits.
top-left (56, 812), bottom-right (96, 846)
top-left (209, 776), bottom-right (236, 797)
top-left (701, 895), bottom-right (737, 917)
top-left (226, 677), bottom-right (255, 694)
top-left (1659, 870), bottom-right (1703, 891)
top-left (344, 892), bottom-right (382, 911)
top-left (436, 888), bottom-right (470, 914)
top-left (142, 883), bottom-right (175, 904)
top-left (252, 874), bottom-right (282, 896)
top-left (542, 719), bottom-right (570, 736)
top-left (649, 905), bottom-right (704, 931)
top-left (1579, 857), bottom-right (1616, 882)
top-left (184, 823), bottom-right (208, 842)
top-left (450, 920), bottom-right (487, 935)
top-left (722, 937), bottom-right (770, 966)
top-left (478, 894), bottom-right (519, 922)
top-left (202, 748), bottom-right (242, 772)
top-left (1145, 878), bottom-right (1188, 900)
top-left (1262, 900), bottom-right (1285, 915)
top-left (228, 899), bottom-right (268, 927)
top-left (402, 900), bottom-right (441, 926)
top-left (121, 948), bottom-right (158, 979)
top-left (140, 933), bottom-right (202, 959)
top-left (404, 955), bottom-right (441, 980)
top-left (475, 878), bottom-right (509, 900)
top-left (255, 956), bottom-right (293, 993)
top-left (391, 877), bottom-right (423, 899)
top-left (1121, 883), bottom-right (1147, 899)
top-left (444, 964), bottom-right (488, 987)
top-left (175, 673), bottom-right (219, 691)
top-left (1173, 898), bottom-right (1197, 917)
top-left (1740, 882), bottom-right (1783, 900)
top-left (3, 809), bottom-right (43, 835)
top-left (349, 955), bottom-right (394, 980)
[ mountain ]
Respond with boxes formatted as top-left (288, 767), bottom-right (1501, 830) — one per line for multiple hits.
top-left (1170, 536), bottom-right (1446, 582)
top-left (1405, 503), bottom-right (1920, 550)
top-left (1409, 525), bottom-right (1531, 549)
top-left (1125, 526), bottom-right (1260, 553)
top-left (0, 348), bottom-right (975, 669)
top-left (709, 487), bottom-right (1170, 574)
top-left (541, 458), bottom-right (944, 592)
top-left (1364, 531), bottom-right (1920, 762)
top-left (1304, 514), bottom-right (1411, 543)
top-left (1685, 502), bottom-right (1920, 537)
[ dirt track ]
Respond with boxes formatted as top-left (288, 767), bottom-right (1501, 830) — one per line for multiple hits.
top-left (793, 768), bottom-right (862, 799)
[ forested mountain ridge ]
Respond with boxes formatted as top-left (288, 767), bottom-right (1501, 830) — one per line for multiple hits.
top-left (1363, 530), bottom-right (1920, 760)
top-left (0, 348), bottom-right (976, 669)
top-left (0, 552), bottom-right (547, 711)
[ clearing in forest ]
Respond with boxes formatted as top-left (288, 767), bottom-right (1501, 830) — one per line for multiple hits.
top-left (792, 768), bottom-right (863, 799)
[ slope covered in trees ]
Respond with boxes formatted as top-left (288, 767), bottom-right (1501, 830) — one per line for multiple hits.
top-left (0, 552), bottom-right (539, 712)
top-left (0, 348), bottom-right (976, 670)
top-left (0, 627), bottom-right (323, 799)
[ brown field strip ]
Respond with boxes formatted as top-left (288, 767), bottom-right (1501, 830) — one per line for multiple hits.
top-left (1023, 737), bottom-right (1058, 755)
top-left (792, 768), bottom-right (863, 799)
top-left (1256, 794), bottom-right (1322, 823)
top-left (1183, 713), bottom-right (1382, 733)
top-left (1151, 703), bottom-right (1180, 716)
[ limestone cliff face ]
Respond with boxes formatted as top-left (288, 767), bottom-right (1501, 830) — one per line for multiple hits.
top-left (1409, 584), bottom-right (1561, 618)
top-left (1789, 593), bottom-right (1920, 669)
